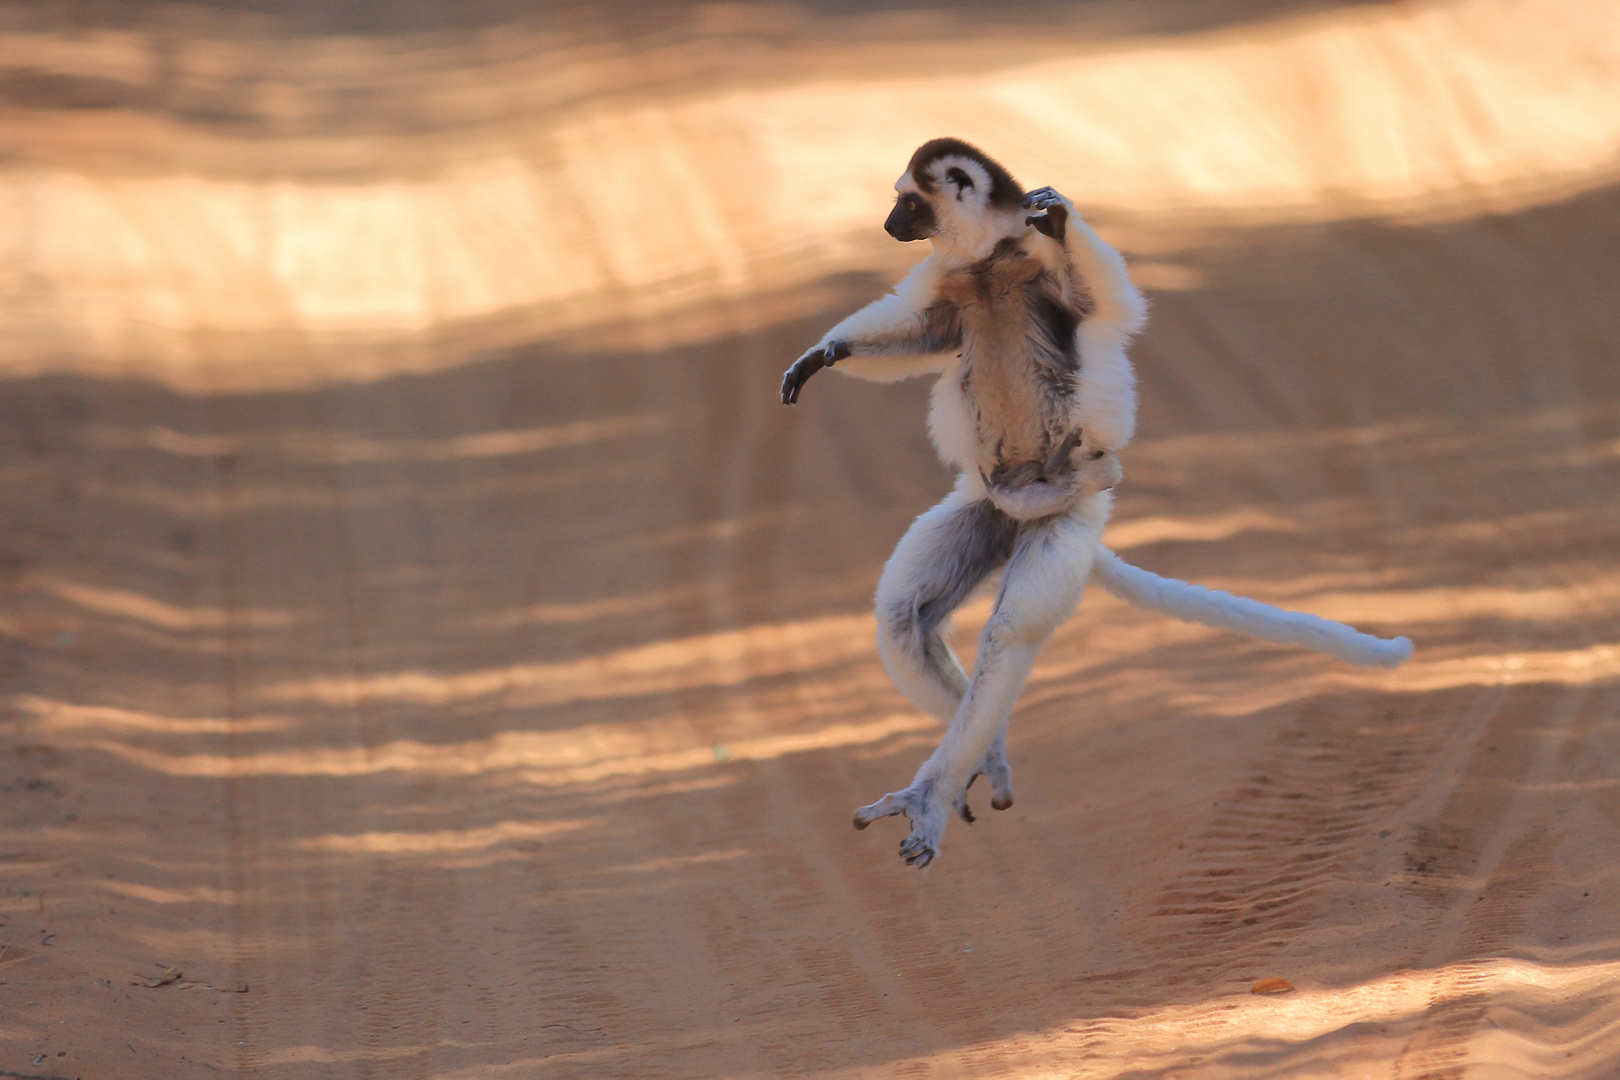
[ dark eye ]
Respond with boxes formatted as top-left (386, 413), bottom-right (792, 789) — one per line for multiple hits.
top-left (902, 193), bottom-right (926, 211)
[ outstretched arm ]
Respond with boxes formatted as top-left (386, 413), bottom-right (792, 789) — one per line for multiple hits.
top-left (1024, 187), bottom-right (1144, 450)
top-left (781, 258), bottom-right (961, 405)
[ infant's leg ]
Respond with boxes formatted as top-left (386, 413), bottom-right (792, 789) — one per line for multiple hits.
top-left (1073, 448), bottom-right (1122, 498)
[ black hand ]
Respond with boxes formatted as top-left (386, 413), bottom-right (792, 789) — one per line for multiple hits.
top-left (781, 352), bottom-right (824, 405)
top-left (779, 339), bottom-right (850, 405)
top-left (1022, 187), bottom-right (1069, 243)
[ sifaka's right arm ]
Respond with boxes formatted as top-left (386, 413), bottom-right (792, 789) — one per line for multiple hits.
top-left (1023, 187), bottom-right (1145, 452)
top-left (781, 259), bottom-right (962, 405)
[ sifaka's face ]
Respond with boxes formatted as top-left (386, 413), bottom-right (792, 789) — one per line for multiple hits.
top-left (889, 150), bottom-right (1026, 259)
top-left (885, 184), bottom-right (935, 242)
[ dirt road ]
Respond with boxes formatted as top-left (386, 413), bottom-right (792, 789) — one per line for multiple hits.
top-left (1, 1), bottom-right (1618, 1076)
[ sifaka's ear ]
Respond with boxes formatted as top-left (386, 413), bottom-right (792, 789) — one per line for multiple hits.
top-left (944, 167), bottom-right (975, 200)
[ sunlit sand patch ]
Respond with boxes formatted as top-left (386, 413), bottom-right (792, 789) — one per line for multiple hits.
top-left (2, 0), bottom-right (1615, 383)
top-left (262, 611), bottom-right (878, 707)
top-left (249, 1044), bottom-right (433, 1067)
top-left (1575, 436), bottom-right (1620, 462)
top-left (17, 696), bottom-right (300, 735)
top-left (1122, 260), bottom-right (1206, 291)
top-left (1029, 638), bottom-right (1620, 725)
top-left (252, 562), bottom-right (1620, 722)
top-left (296, 818), bottom-right (589, 855)
top-left (68, 713), bottom-right (933, 783)
top-left (1388, 645), bottom-right (1620, 691)
top-left (1124, 414), bottom-right (1447, 463)
top-left (1079, 568), bottom-right (1620, 627)
top-left (454, 582), bottom-right (725, 632)
top-left (1104, 509), bottom-right (1305, 549)
top-left (78, 456), bottom-right (626, 516)
top-left (126, 926), bottom-right (272, 961)
top-left (32, 576), bottom-right (301, 632)
top-left (1123, 402), bottom-right (1616, 485)
top-left (82, 413), bottom-right (666, 464)
top-left (95, 880), bottom-right (238, 906)
top-left (1301, 579), bottom-right (1620, 624)
top-left (634, 504), bottom-right (805, 548)
top-left (593, 849), bottom-right (750, 876)
top-left (867, 957), bottom-right (1620, 1080)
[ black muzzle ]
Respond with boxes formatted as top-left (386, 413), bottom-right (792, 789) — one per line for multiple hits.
top-left (885, 194), bottom-right (935, 242)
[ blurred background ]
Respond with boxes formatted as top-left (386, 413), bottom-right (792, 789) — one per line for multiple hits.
top-left (1, 0), bottom-right (1618, 1076)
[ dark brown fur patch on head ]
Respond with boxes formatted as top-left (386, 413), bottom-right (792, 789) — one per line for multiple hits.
top-left (907, 138), bottom-right (1025, 209)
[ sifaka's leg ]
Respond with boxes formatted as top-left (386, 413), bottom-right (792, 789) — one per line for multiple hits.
top-left (857, 494), bottom-right (1108, 867)
top-left (873, 483), bottom-right (1020, 812)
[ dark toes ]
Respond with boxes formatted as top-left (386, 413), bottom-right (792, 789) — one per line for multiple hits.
top-left (899, 834), bottom-right (935, 865)
top-left (991, 795), bottom-right (1013, 811)
top-left (959, 802), bottom-right (976, 825)
top-left (900, 839), bottom-right (935, 868)
top-left (852, 813), bottom-right (870, 830)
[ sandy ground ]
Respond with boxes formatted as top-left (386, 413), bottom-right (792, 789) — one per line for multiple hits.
top-left (1, 0), bottom-right (1618, 1076)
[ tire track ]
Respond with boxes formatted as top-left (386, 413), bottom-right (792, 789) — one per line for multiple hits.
top-left (1123, 691), bottom-right (1468, 987)
top-left (1391, 679), bottom-right (1598, 1079)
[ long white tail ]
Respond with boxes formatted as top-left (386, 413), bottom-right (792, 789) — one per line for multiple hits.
top-left (1089, 547), bottom-right (1413, 668)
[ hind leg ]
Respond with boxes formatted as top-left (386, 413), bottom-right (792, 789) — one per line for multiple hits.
top-left (857, 495), bottom-right (1107, 866)
top-left (872, 483), bottom-right (1018, 814)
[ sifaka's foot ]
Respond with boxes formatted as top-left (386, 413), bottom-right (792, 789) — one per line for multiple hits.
top-left (853, 777), bottom-right (950, 868)
top-left (966, 744), bottom-right (1015, 819)
top-left (1074, 447), bottom-right (1122, 496)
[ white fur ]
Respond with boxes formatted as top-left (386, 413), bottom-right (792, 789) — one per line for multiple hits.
top-left (859, 489), bottom-right (1113, 863)
top-left (816, 259), bottom-right (956, 384)
top-left (926, 358), bottom-right (978, 473)
top-left (788, 144), bottom-right (1412, 868)
top-left (1089, 548), bottom-right (1413, 668)
top-left (828, 180), bottom-right (1143, 469)
top-left (1061, 207), bottom-right (1145, 450)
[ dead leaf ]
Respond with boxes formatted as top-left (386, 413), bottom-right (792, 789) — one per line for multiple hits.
top-left (1250, 977), bottom-right (1295, 994)
top-left (132, 966), bottom-right (182, 988)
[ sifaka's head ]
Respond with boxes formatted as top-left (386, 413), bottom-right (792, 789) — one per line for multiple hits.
top-left (885, 138), bottom-right (1027, 257)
